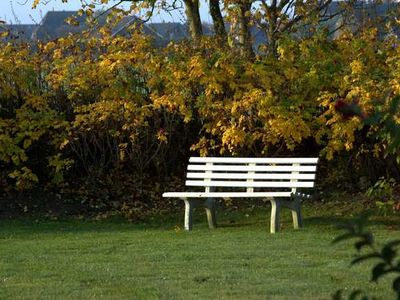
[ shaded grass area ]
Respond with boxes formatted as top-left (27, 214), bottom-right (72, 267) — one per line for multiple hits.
top-left (0, 201), bottom-right (399, 299)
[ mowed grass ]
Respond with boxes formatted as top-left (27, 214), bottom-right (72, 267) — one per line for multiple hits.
top-left (0, 201), bottom-right (399, 299)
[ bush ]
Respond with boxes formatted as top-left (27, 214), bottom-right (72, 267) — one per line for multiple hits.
top-left (0, 27), bottom-right (399, 217)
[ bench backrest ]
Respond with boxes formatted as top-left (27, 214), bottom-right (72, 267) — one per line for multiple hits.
top-left (186, 157), bottom-right (319, 194)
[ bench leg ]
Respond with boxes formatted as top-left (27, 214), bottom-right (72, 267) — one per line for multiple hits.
top-left (290, 196), bottom-right (303, 230)
top-left (204, 198), bottom-right (217, 229)
top-left (269, 197), bottom-right (303, 233)
top-left (183, 199), bottom-right (194, 231)
top-left (271, 197), bottom-right (303, 233)
top-left (270, 199), bottom-right (281, 234)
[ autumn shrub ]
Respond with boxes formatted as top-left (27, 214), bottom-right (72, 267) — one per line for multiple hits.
top-left (0, 27), bottom-right (399, 217)
top-left (0, 42), bottom-right (71, 191)
top-left (0, 30), bottom-right (194, 216)
top-left (149, 30), bottom-right (399, 158)
top-left (149, 30), bottom-right (399, 186)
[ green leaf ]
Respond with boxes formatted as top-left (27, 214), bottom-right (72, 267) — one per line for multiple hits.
top-left (381, 245), bottom-right (396, 263)
top-left (355, 240), bottom-right (370, 251)
top-left (388, 135), bottom-right (400, 154)
top-left (349, 290), bottom-right (364, 300)
top-left (389, 95), bottom-right (400, 115)
top-left (371, 263), bottom-right (387, 282)
top-left (336, 222), bottom-right (356, 232)
top-left (351, 253), bottom-right (381, 265)
top-left (23, 139), bottom-right (32, 149)
top-left (332, 232), bottom-right (356, 244)
top-left (362, 232), bottom-right (374, 246)
top-left (393, 276), bottom-right (400, 293)
top-left (384, 240), bottom-right (400, 248)
top-left (364, 112), bottom-right (382, 126)
top-left (332, 290), bottom-right (343, 300)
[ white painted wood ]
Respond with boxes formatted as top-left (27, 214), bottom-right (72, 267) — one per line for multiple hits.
top-left (162, 192), bottom-right (293, 198)
top-left (247, 163), bottom-right (255, 193)
top-left (184, 199), bottom-right (193, 230)
top-left (292, 192), bottom-right (311, 199)
top-left (163, 156), bottom-right (318, 233)
top-left (188, 165), bottom-right (317, 172)
top-left (189, 157), bottom-right (319, 164)
top-left (270, 199), bottom-right (281, 234)
top-left (291, 163), bottom-right (299, 194)
top-left (185, 181), bottom-right (314, 188)
top-left (204, 198), bottom-right (217, 229)
top-left (270, 198), bottom-right (303, 233)
top-left (186, 172), bottom-right (316, 180)
top-left (290, 193), bottom-right (304, 229)
top-left (204, 162), bottom-right (212, 193)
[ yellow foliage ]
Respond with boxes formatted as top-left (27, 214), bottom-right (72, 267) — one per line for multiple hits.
top-left (32, 0), bottom-right (40, 8)
top-left (0, 27), bottom-right (399, 191)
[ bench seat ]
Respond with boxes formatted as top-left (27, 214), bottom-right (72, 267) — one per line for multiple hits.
top-left (163, 192), bottom-right (293, 198)
top-left (163, 157), bottom-right (319, 233)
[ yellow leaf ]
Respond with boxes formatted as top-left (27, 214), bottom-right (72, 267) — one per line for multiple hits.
top-left (32, 0), bottom-right (40, 9)
top-left (59, 139), bottom-right (69, 150)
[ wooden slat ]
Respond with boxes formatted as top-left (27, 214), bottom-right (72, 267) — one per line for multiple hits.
top-left (187, 165), bottom-right (317, 172)
top-left (189, 157), bottom-right (319, 164)
top-left (291, 163), bottom-right (299, 194)
top-left (247, 163), bottom-right (255, 193)
top-left (185, 180), bottom-right (314, 188)
top-left (186, 172), bottom-right (316, 180)
top-left (204, 162), bottom-right (212, 193)
top-left (162, 192), bottom-right (293, 198)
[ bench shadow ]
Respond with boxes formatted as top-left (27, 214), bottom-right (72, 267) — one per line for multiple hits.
top-left (217, 221), bottom-right (256, 228)
top-left (0, 218), bottom-right (183, 235)
top-left (216, 214), bottom-right (400, 230)
top-left (1, 212), bottom-right (398, 236)
top-left (305, 215), bottom-right (400, 228)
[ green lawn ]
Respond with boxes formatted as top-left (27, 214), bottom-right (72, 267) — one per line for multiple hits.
top-left (0, 202), bottom-right (399, 299)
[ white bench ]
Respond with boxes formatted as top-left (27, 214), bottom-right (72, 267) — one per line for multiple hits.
top-left (163, 157), bottom-right (319, 233)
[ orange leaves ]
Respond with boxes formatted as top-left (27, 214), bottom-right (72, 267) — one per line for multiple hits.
top-left (32, 0), bottom-right (40, 9)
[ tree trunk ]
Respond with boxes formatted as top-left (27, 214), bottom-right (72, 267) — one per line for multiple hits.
top-left (238, 0), bottom-right (254, 58)
top-left (265, 3), bottom-right (279, 58)
top-left (183, 0), bottom-right (203, 40)
top-left (267, 19), bottom-right (278, 58)
top-left (209, 0), bottom-right (227, 41)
